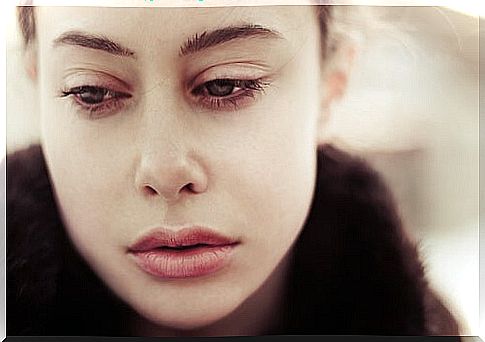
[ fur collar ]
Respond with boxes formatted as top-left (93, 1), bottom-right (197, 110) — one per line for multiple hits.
top-left (6, 144), bottom-right (461, 337)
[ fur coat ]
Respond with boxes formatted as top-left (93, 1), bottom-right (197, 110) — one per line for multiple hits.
top-left (6, 144), bottom-right (462, 338)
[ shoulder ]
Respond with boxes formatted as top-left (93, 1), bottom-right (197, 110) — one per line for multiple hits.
top-left (6, 145), bottom-right (60, 244)
top-left (424, 289), bottom-right (462, 335)
top-left (7, 145), bottom-right (50, 200)
top-left (6, 144), bottom-right (63, 277)
top-left (7, 145), bottom-right (67, 335)
top-left (6, 145), bottom-right (142, 336)
top-left (287, 144), bottom-right (461, 336)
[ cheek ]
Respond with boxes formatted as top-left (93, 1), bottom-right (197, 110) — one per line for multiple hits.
top-left (39, 96), bottom-right (138, 268)
top-left (226, 126), bottom-right (317, 249)
top-left (225, 57), bottom-right (321, 230)
top-left (212, 95), bottom-right (320, 270)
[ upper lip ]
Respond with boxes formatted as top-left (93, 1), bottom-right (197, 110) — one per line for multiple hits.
top-left (128, 226), bottom-right (238, 252)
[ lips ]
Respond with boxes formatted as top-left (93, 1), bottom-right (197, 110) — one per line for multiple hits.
top-left (128, 227), bottom-right (237, 252)
top-left (127, 227), bottom-right (238, 279)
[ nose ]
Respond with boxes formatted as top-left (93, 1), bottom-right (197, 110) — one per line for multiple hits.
top-left (134, 145), bottom-right (209, 203)
top-left (133, 81), bottom-right (209, 203)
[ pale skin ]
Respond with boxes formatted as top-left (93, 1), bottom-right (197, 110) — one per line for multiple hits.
top-left (25, 6), bottom-right (349, 336)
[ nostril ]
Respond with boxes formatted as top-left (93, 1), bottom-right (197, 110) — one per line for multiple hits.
top-left (140, 180), bottom-right (203, 200)
top-left (183, 183), bottom-right (195, 193)
top-left (143, 185), bottom-right (158, 196)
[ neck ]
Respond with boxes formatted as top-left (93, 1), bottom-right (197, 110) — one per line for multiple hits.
top-left (127, 249), bottom-right (293, 337)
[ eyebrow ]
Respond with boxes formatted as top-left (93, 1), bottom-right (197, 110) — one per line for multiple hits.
top-left (52, 31), bottom-right (136, 58)
top-left (179, 24), bottom-right (283, 57)
top-left (52, 25), bottom-right (282, 59)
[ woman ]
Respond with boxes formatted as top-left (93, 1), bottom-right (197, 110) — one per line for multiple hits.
top-left (7, 4), bottom-right (462, 337)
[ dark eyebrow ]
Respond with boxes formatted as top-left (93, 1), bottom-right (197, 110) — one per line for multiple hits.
top-left (53, 31), bottom-right (136, 58)
top-left (179, 24), bottom-right (283, 57)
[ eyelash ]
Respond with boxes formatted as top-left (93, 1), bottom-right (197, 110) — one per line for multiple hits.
top-left (191, 78), bottom-right (269, 111)
top-left (59, 78), bottom-right (269, 119)
top-left (60, 86), bottom-right (131, 119)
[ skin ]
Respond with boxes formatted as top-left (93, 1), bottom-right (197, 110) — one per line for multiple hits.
top-left (28, 6), bottom-right (344, 336)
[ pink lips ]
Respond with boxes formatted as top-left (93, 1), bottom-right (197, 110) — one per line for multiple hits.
top-left (127, 227), bottom-right (238, 279)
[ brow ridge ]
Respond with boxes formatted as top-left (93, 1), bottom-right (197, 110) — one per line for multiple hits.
top-left (53, 31), bottom-right (136, 58)
top-left (179, 24), bottom-right (283, 57)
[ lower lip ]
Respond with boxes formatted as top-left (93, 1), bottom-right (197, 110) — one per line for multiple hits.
top-left (129, 244), bottom-right (237, 279)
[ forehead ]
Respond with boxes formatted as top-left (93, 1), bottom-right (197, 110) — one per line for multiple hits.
top-left (36, 6), bottom-right (319, 54)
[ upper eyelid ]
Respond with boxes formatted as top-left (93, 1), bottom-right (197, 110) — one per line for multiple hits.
top-left (191, 79), bottom-right (265, 96)
top-left (62, 69), bottom-right (134, 93)
top-left (61, 63), bottom-right (269, 94)
top-left (191, 79), bottom-right (269, 109)
top-left (62, 81), bottom-right (135, 101)
top-left (62, 86), bottom-right (126, 96)
top-left (185, 62), bottom-right (272, 89)
top-left (61, 87), bottom-right (132, 108)
top-left (62, 81), bottom-right (267, 117)
top-left (61, 73), bottom-right (269, 104)
top-left (192, 79), bottom-right (239, 92)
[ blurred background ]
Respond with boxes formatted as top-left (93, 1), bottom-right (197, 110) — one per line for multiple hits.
top-left (324, 6), bottom-right (479, 336)
top-left (6, 5), bottom-right (480, 336)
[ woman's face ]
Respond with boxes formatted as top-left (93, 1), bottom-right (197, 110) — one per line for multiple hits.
top-left (35, 6), bottom-right (325, 333)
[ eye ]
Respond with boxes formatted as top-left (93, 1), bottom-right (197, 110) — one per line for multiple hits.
top-left (60, 85), bottom-right (132, 119)
top-left (205, 79), bottom-right (238, 97)
top-left (191, 78), bottom-right (269, 111)
top-left (71, 86), bottom-right (110, 104)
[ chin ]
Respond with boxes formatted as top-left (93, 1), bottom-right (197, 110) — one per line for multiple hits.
top-left (160, 315), bottom-right (225, 332)
top-left (133, 294), bottom-right (245, 333)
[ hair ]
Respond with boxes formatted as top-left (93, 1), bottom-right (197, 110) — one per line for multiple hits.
top-left (17, 6), bottom-right (35, 47)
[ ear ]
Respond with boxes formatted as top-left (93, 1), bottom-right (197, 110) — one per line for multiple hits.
top-left (317, 44), bottom-right (356, 144)
top-left (23, 44), bottom-right (38, 83)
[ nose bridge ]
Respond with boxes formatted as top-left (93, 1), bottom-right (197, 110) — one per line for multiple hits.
top-left (134, 89), bottom-right (207, 202)
top-left (139, 80), bottom-right (188, 155)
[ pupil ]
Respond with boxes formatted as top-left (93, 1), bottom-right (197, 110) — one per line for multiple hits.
top-left (79, 87), bottom-right (107, 104)
top-left (206, 80), bottom-right (234, 97)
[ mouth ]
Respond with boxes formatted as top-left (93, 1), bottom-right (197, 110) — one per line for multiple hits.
top-left (128, 226), bottom-right (238, 252)
top-left (152, 243), bottom-right (213, 251)
top-left (127, 226), bottom-right (239, 279)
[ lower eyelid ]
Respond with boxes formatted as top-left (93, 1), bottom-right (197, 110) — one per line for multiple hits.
top-left (66, 93), bottom-right (132, 119)
top-left (194, 78), bottom-right (271, 110)
top-left (194, 89), bottom-right (263, 112)
top-left (63, 76), bottom-right (269, 116)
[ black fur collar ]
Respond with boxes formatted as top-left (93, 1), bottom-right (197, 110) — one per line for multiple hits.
top-left (6, 144), bottom-right (461, 337)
